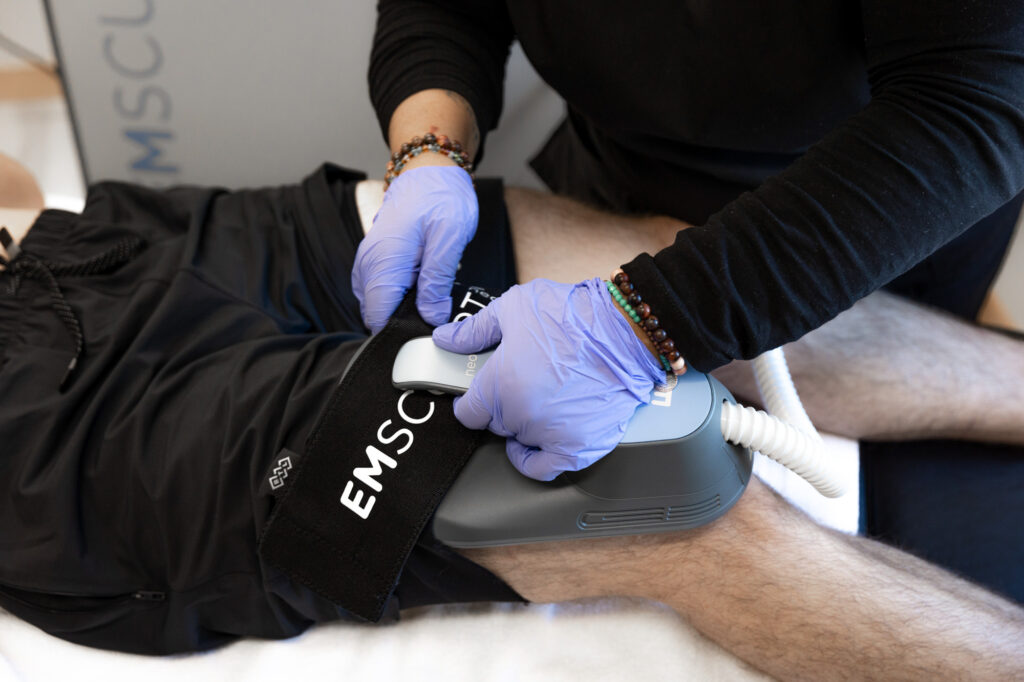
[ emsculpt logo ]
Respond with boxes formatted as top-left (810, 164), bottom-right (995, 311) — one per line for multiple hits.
top-left (98, 0), bottom-right (179, 183)
top-left (340, 390), bottom-right (436, 521)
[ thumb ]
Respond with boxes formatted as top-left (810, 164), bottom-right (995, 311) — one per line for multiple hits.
top-left (432, 299), bottom-right (504, 353)
top-left (451, 351), bottom-right (504, 432)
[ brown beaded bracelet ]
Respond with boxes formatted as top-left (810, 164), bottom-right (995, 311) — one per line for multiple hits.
top-left (384, 132), bottom-right (474, 190)
top-left (610, 269), bottom-right (686, 375)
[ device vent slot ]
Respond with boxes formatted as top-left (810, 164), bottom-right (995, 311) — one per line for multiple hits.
top-left (579, 508), bottom-right (665, 528)
top-left (667, 495), bottom-right (721, 521)
top-left (579, 496), bottom-right (723, 530)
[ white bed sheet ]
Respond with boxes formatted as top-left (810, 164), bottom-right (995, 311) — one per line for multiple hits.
top-left (0, 436), bottom-right (857, 682)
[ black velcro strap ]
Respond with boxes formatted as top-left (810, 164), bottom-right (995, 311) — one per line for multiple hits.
top-left (257, 291), bottom-right (487, 621)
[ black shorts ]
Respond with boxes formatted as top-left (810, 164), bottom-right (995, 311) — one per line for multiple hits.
top-left (861, 191), bottom-right (1024, 606)
top-left (0, 164), bottom-right (520, 655)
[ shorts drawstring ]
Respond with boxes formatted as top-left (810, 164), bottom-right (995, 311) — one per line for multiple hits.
top-left (1, 227), bottom-right (145, 391)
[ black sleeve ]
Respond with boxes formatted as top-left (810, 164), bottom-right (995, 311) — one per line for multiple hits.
top-left (622, 1), bottom-right (1024, 372)
top-left (368, 0), bottom-right (516, 157)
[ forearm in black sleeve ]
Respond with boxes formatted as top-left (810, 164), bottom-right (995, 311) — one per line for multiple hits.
top-left (368, 0), bottom-right (515, 155)
top-left (623, 0), bottom-right (1024, 372)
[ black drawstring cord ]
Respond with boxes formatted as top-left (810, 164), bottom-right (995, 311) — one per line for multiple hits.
top-left (1, 229), bottom-right (145, 390)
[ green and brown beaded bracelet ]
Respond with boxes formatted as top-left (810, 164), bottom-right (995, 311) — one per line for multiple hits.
top-left (384, 132), bottom-right (474, 190)
top-left (607, 269), bottom-right (686, 375)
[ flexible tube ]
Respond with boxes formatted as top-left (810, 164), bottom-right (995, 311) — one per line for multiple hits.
top-left (752, 348), bottom-right (817, 437)
top-left (718, 348), bottom-right (847, 498)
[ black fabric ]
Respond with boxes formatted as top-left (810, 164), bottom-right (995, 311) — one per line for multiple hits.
top-left (259, 292), bottom-right (486, 622)
top-left (369, 0), bottom-right (514, 160)
top-left (370, 0), bottom-right (1024, 372)
top-left (861, 438), bottom-right (1024, 605)
top-left (1, 233), bottom-right (146, 389)
top-left (883, 190), bottom-right (1024, 321)
top-left (370, 3), bottom-right (1024, 606)
top-left (0, 166), bottom-right (521, 654)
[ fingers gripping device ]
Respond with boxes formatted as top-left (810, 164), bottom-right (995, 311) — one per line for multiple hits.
top-left (393, 339), bottom-right (846, 547)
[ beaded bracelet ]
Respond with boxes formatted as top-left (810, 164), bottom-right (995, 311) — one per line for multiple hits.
top-left (606, 270), bottom-right (686, 375)
top-left (384, 132), bottom-right (474, 190)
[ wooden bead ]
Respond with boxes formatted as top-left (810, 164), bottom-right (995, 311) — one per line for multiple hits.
top-left (659, 339), bottom-right (676, 354)
top-left (437, 134), bottom-right (450, 148)
top-left (666, 350), bottom-right (682, 362)
top-left (617, 281), bottom-right (634, 295)
top-left (627, 292), bottom-right (641, 306)
top-left (453, 141), bottom-right (463, 153)
top-left (410, 136), bottom-right (422, 147)
top-left (423, 132), bottom-right (437, 144)
top-left (613, 272), bottom-right (629, 286)
top-left (643, 316), bottom-right (660, 331)
top-left (636, 302), bottom-right (651, 319)
top-left (401, 142), bottom-right (412, 155)
top-left (650, 328), bottom-right (667, 342)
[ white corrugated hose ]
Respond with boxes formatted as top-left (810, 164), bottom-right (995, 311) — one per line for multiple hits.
top-left (719, 348), bottom-right (847, 498)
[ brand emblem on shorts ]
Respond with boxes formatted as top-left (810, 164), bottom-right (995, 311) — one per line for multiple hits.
top-left (269, 456), bottom-right (293, 490)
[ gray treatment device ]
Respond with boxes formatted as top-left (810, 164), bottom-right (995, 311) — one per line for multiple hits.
top-left (393, 337), bottom-right (753, 547)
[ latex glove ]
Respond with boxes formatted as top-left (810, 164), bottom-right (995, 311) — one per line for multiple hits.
top-left (432, 277), bottom-right (665, 481)
top-left (353, 165), bottom-right (478, 333)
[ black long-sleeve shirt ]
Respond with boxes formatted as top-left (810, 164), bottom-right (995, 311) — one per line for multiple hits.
top-left (370, 0), bottom-right (1024, 371)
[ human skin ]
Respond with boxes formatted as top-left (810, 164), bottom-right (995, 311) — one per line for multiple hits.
top-left (387, 89), bottom-right (479, 175)
top-left (381, 89), bottom-right (1024, 445)
top-left (482, 183), bottom-right (1024, 680)
top-left (6, 154), bottom-right (1024, 680)
top-left (504, 185), bottom-right (1024, 447)
top-left (462, 475), bottom-right (1024, 681)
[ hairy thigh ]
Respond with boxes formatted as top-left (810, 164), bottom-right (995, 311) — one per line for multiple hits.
top-left (457, 477), bottom-right (784, 605)
top-left (504, 187), bottom-right (686, 285)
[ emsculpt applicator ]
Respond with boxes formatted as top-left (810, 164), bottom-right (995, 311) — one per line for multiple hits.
top-left (393, 338), bottom-right (844, 547)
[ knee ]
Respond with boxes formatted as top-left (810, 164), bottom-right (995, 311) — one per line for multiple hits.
top-left (0, 154), bottom-right (44, 210)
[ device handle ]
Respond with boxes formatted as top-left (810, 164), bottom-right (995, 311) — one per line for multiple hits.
top-left (392, 336), bottom-right (494, 394)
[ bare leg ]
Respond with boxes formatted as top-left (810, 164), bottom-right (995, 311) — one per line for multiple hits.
top-left (500, 187), bottom-right (1024, 678)
top-left (0, 153), bottom-right (44, 210)
top-left (711, 291), bottom-right (1024, 444)
top-left (505, 187), bottom-right (681, 284)
top-left (461, 476), bottom-right (1024, 681)
top-left (505, 187), bottom-right (1024, 445)
top-left (0, 153), bottom-right (44, 255)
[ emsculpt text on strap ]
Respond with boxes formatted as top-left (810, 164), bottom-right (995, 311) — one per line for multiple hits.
top-left (258, 290), bottom-right (487, 621)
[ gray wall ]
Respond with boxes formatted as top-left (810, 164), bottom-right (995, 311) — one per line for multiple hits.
top-left (48, 0), bottom-right (563, 189)
top-left (39, 0), bottom-right (1024, 326)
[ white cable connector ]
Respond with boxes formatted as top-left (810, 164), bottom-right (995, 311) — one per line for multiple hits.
top-left (717, 347), bottom-right (847, 498)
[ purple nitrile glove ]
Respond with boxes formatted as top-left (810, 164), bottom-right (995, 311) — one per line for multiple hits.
top-left (432, 277), bottom-right (666, 481)
top-left (353, 165), bottom-right (478, 333)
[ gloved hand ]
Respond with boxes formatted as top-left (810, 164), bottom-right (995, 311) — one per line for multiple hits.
top-left (353, 165), bottom-right (478, 333)
top-left (432, 277), bottom-right (666, 481)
